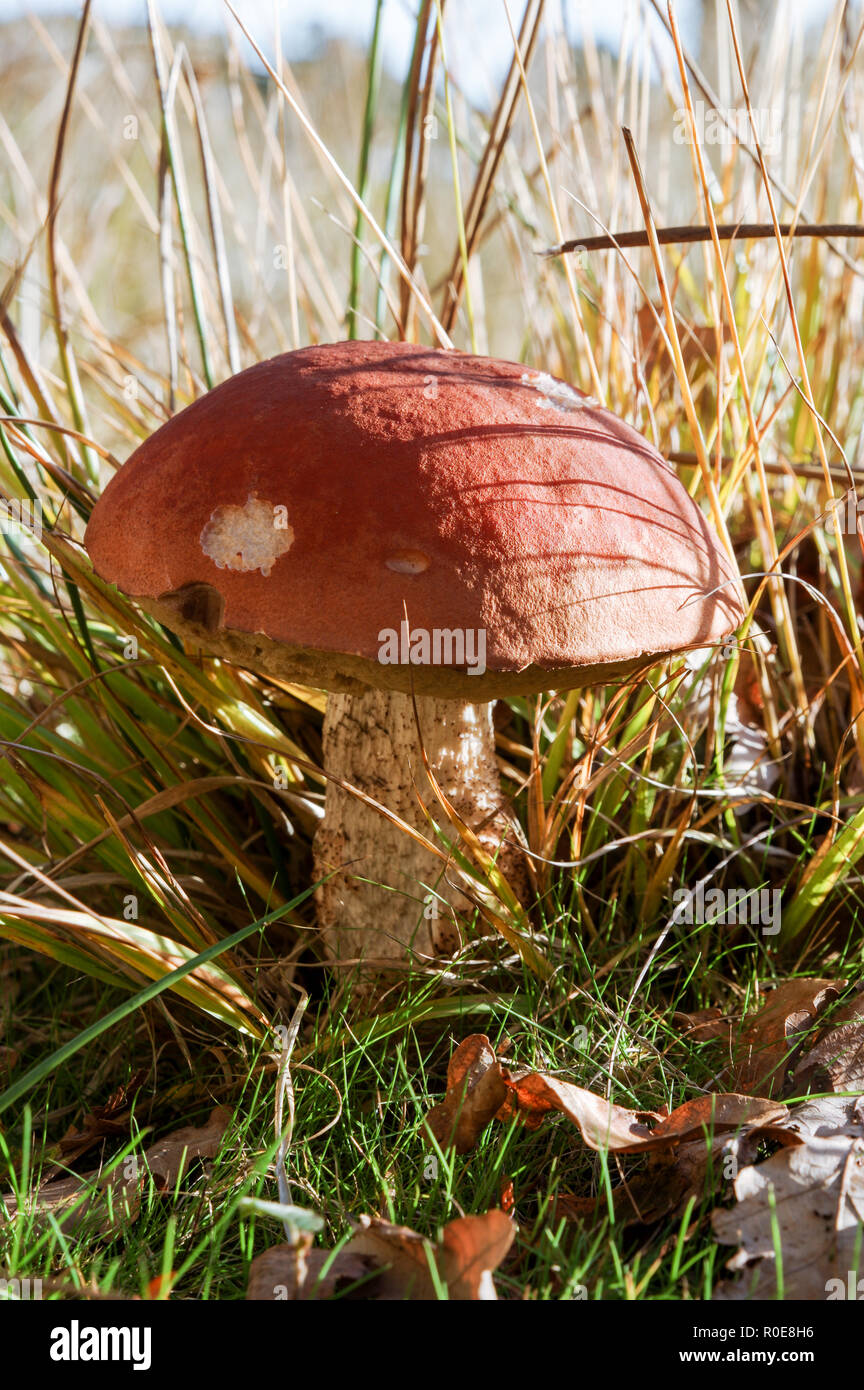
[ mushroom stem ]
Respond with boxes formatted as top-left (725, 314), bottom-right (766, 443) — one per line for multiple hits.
top-left (314, 689), bottom-right (520, 973)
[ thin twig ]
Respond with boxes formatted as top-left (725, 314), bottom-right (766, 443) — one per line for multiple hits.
top-left (668, 451), bottom-right (864, 484)
top-left (545, 221), bottom-right (864, 257)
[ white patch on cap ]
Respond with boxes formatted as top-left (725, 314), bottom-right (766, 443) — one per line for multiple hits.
top-left (200, 495), bottom-right (294, 578)
top-left (521, 370), bottom-right (598, 412)
top-left (386, 550), bottom-right (430, 574)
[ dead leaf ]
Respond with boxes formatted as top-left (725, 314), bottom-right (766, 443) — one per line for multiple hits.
top-left (713, 984), bottom-right (864, 1299)
top-left (733, 646), bottom-right (766, 727)
top-left (556, 1101), bottom-right (788, 1230)
top-left (713, 1114), bottom-right (864, 1299)
top-left (673, 1008), bottom-right (733, 1042)
top-left (500, 1071), bottom-right (660, 1149)
top-left (791, 989), bottom-right (864, 1096)
top-left (438, 1211), bottom-right (515, 1299)
top-left (1, 1105), bottom-right (231, 1234)
top-left (45, 1068), bottom-right (150, 1176)
top-left (145, 1272), bottom-right (175, 1300)
top-left (247, 1209), bottom-right (515, 1301)
top-left (144, 1105), bottom-right (232, 1189)
top-left (553, 1192), bottom-right (599, 1223)
top-left (731, 978), bottom-right (842, 1097)
top-left (424, 1035), bottom-right (788, 1165)
top-left (246, 1236), bottom-right (318, 1301)
top-left (0, 1167), bottom-right (140, 1234)
top-left (649, 1094), bottom-right (787, 1145)
top-left (424, 1034), bottom-right (508, 1154)
top-left (502, 1072), bottom-right (785, 1154)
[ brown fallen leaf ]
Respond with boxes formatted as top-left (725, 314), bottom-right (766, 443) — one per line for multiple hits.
top-left (143, 1105), bottom-right (232, 1189)
top-left (502, 1072), bottom-right (785, 1154)
top-left (247, 1209), bottom-right (515, 1301)
top-left (508, 1062), bottom-right (789, 1229)
top-left (500, 1176), bottom-right (515, 1215)
top-left (730, 978), bottom-right (843, 1097)
top-left (713, 984), bottom-right (864, 1299)
top-left (649, 1094), bottom-right (788, 1145)
top-left (732, 645), bottom-right (767, 727)
top-left (791, 988), bottom-right (864, 1096)
top-left (713, 1115), bottom-right (864, 1299)
top-left (423, 1035), bottom-right (788, 1160)
top-left (553, 1192), bottom-right (599, 1223)
top-left (1, 1105), bottom-right (231, 1234)
top-left (637, 302), bottom-right (717, 379)
top-left (555, 1153), bottom-right (709, 1231)
top-left (499, 1071), bottom-right (660, 1148)
top-left (631, 1111), bottom-right (800, 1225)
top-left (435, 1211), bottom-right (515, 1299)
top-left (424, 1034), bottom-right (509, 1154)
top-left (145, 1272), bottom-right (175, 1300)
top-left (555, 1098), bottom-right (790, 1231)
top-left (673, 1008), bottom-right (733, 1042)
top-left (557, 1146), bottom-right (715, 1230)
top-left (45, 1068), bottom-right (150, 1176)
top-left (246, 1238), bottom-right (356, 1301)
top-left (0, 1167), bottom-right (140, 1235)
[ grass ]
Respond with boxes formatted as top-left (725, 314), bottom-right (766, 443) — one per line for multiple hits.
top-left (1, 0), bottom-right (864, 1300)
top-left (0, 959), bottom-right (789, 1302)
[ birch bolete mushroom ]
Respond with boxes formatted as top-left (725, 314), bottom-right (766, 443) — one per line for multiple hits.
top-left (85, 340), bottom-right (744, 973)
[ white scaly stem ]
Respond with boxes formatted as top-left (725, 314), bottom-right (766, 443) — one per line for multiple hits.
top-left (314, 689), bottom-right (520, 973)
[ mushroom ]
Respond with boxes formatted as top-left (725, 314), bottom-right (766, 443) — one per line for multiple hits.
top-left (85, 341), bottom-right (744, 975)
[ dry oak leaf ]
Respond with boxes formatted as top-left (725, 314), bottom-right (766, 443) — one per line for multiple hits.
top-left (0, 1168), bottom-right (139, 1235)
top-left (672, 1008), bottom-right (733, 1042)
top-left (423, 1035), bottom-right (787, 1156)
top-left (46, 1067), bottom-right (150, 1176)
top-left (713, 1116), bottom-right (864, 1300)
top-left (247, 1209), bottom-right (515, 1301)
top-left (714, 986), bottom-right (864, 1300)
top-left (730, 978), bottom-right (843, 1098)
top-left (621, 1112), bottom-right (792, 1226)
top-left (558, 1107), bottom-right (792, 1233)
top-left (143, 1104), bottom-right (232, 1189)
top-left (500, 1072), bottom-right (786, 1153)
top-left (246, 1239), bottom-right (340, 1302)
top-left (424, 1034), bottom-right (508, 1154)
top-left (0, 1105), bottom-right (231, 1233)
top-left (768, 989), bottom-right (864, 1143)
top-left (499, 1071), bottom-right (660, 1148)
top-left (791, 988), bottom-right (864, 1096)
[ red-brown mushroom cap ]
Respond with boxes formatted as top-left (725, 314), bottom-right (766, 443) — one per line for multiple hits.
top-left (85, 340), bottom-right (744, 698)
